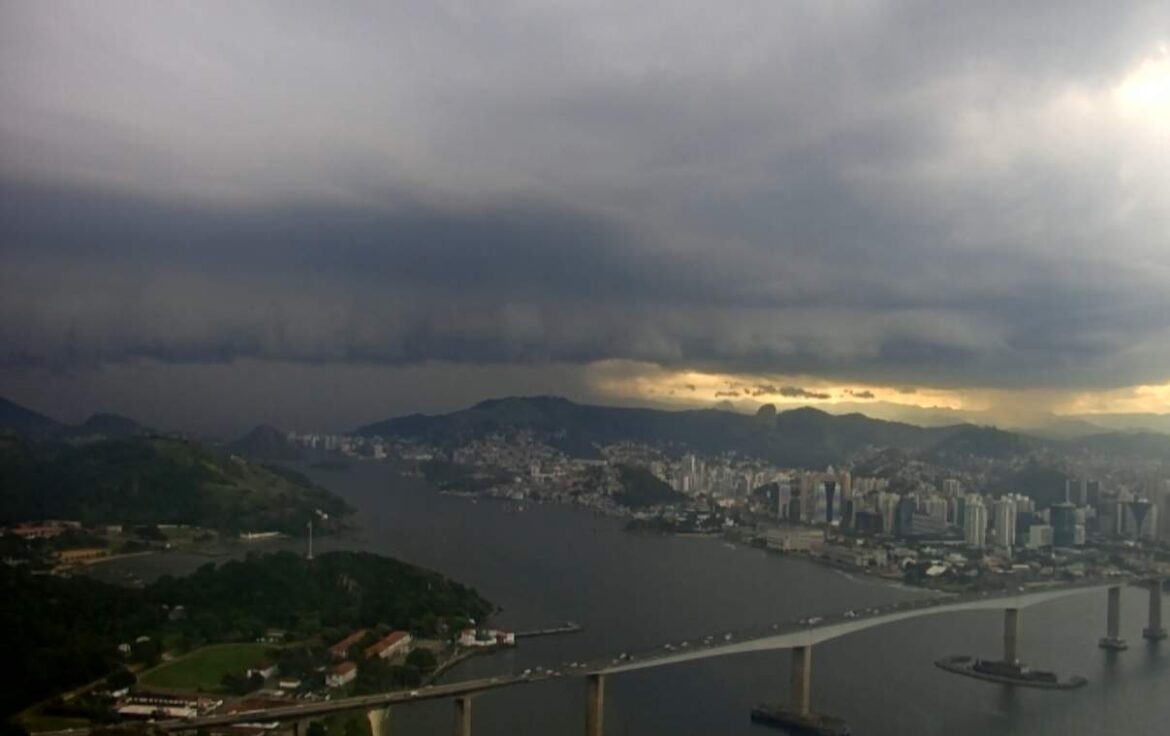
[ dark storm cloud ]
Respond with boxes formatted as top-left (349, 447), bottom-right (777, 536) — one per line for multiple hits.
top-left (777, 387), bottom-right (831, 401)
top-left (3, 0), bottom-right (1170, 398)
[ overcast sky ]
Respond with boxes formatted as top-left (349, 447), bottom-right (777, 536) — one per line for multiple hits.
top-left (3, 2), bottom-right (1170, 435)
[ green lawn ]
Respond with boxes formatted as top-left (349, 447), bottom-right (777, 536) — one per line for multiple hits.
top-left (140, 643), bottom-right (275, 691)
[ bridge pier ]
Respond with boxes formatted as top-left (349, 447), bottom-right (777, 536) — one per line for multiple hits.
top-left (1003, 608), bottom-right (1019, 664)
top-left (790, 645), bottom-right (812, 716)
top-left (1099, 585), bottom-right (1128, 650)
top-left (367, 707), bottom-right (391, 736)
top-left (1144, 581), bottom-right (1166, 641)
top-left (585, 673), bottom-right (605, 736)
top-left (453, 696), bottom-right (472, 736)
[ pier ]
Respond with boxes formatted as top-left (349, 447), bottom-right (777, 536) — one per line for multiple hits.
top-left (515, 622), bottom-right (583, 638)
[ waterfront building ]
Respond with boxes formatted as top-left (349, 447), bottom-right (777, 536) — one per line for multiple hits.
top-left (365, 630), bottom-right (412, 659)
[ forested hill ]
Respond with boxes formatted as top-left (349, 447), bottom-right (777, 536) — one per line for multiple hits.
top-left (0, 396), bottom-right (61, 438)
top-left (356, 396), bottom-right (967, 467)
top-left (0, 434), bottom-right (348, 534)
top-left (0, 551), bottom-right (492, 718)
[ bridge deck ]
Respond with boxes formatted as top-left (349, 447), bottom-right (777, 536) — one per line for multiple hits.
top-left (595, 581), bottom-right (1119, 675)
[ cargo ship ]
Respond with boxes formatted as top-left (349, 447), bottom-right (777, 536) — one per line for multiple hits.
top-left (749, 705), bottom-right (851, 735)
top-left (935, 655), bottom-right (1087, 689)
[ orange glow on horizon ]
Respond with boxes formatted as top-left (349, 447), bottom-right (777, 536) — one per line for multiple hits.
top-left (583, 361), bottom-right (1170, 419)
top-left (584, 361), bottom-right (970, 414)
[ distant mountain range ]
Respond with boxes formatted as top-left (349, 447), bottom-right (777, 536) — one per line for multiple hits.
top-left (228, 424), bottom-right (303, 460)
top-left (354, 396), bottom-right (987, 466)
top-left (0, 397), bottom-right (64, 438)
top-left (356, 395), bottom-right (1170, 468)
top-left (0, 397), bottom-right (150, 440)
top-left (0, 396), bottom-right (310, 465)
top-left (807, 400), bottom-right (1170, 438)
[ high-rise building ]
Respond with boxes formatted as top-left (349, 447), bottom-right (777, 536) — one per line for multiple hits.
top-left (1051, 503), bottom-right (1078, 546)
top-left (993, 497), bottom-right (1017, 548)
top-left (1140, 503), bottom-right (1159, 540)
top-left (788, 491), bottom-right (803, 523)
top-left (894, 494), bottom-right (917, 538)
top-left (923, 496), bottom-right (949, 524)
top-left (1028, 524), bottom-right (1053, 549)
top-left (1085, 480), bottom-right (1101, 508)
top-left (1156, 481), bottom-right (1170, 541)
top-left (878, 492), bottom-right (899, 535)
top-left (823, 480), bottom-right (838, 525)
top-left (1013, 495), bottom-right (1035, 515)
top-left (947, 496), bottom-right (961, 525)
top-left (776, 480), bottom-right (792, 520)
top-left (964, 496), bottom-right (988, 548)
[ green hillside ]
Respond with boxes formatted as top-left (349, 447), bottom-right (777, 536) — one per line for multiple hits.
top-left (0, 434), bottom-right (348, 534)
top-left (0, 551), bottom-right (492, 718)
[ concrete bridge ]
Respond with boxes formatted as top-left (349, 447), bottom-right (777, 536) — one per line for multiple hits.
top-left (69, 578), bottom-right (1163, 736)
top-left (584, 578), bottom-right (1163, 735)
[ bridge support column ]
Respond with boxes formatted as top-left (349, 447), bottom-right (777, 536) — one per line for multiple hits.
top-left (1003, 608), bottom-right (1019, 663)
top-left (790, 645), bottom-right (812, 716)
top-left (453, 696), bottom-right (472, 736)
top-left (1099, 585), bottom-right (1128, 650)
top-left (585, 673), bottom-right (605, 736)
top-left (367, 708), bottom-right (391, 736)
top-left (1144, 581), bottom-right (1167, 641)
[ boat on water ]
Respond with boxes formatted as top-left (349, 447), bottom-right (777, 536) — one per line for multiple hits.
top-left (749, 705), bottom-right (851, 735)
top-left (935, 655), bottom-right (1087, 689)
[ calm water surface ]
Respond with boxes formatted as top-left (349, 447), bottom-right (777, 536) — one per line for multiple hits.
top-left (96, 462), bottom-right (1169, 735)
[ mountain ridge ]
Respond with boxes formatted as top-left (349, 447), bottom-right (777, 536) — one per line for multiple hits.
top-left (357, 395), bottom-right (1170, 467)
top-left (357, 395), bottom-right (974, 467)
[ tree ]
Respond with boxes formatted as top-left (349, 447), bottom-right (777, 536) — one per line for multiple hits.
top-left (219, 673), bottom-right (263, 696)
top-left (404, 648), bottom-right (437, 675)
top-left (130, 639), bottom-right (161, 667)
top-left (0, 720), bottom-right (29, 736)
top-left (133, 525), bottom-right (167, 542)
top-left (105, 668), bottom-right (136, 691)
top-left (306, 722), bottom-right (327, 736)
